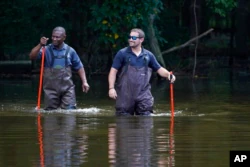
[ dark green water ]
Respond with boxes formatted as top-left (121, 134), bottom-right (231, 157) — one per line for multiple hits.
top-left (0, 73), bottom-right (250, 167)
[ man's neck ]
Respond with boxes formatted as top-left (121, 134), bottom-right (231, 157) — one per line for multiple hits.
top-left (131, 46), bottom-right (142, 56)
top-left (53, 43), bottom-right (64, 50)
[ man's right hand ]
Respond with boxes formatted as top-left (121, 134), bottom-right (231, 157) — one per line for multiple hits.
top-left (40, 37), bottom-right (49, 46)
top-left (108, 88), bottom-right (117, 99)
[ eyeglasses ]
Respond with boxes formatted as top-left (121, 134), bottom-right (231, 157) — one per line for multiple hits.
top-left (128, 36), bottom-right (141, 40)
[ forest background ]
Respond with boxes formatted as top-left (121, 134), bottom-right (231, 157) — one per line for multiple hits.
top-left (0, 0), bottom-right (249, 78)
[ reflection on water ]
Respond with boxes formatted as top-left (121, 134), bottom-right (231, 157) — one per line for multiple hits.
top-left (37, 113), bottom-right (44, 167)
top-left (0, 74), bottom-right (250, 167)
top-left (35, 113), bottom-right (91, 167)
top-left (1, 110), bottom-right (250, 166)
top-left (169, 115), bottom-right (175, 167)
top-left (108, 117), bottom-right (154, 167)
top-left (42, 114), bottom-right (86, 167)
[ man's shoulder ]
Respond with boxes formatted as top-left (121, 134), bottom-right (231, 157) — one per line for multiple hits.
top-left (119, 47), bottom-right (130, 53)
top-left (45, 44), bottom-right (52, 50)
top-left (115, 47), bottom-right (131, 58)
top-left (62, 44), bottom-right (77, 56)
top-left (142, 48), bottom-right (154, 56)
top-left (63, 43), bottom-right (73, 50)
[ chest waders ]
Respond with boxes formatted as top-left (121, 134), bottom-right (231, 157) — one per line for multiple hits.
top-left (43, 46), bottom-right (76, 110)
top-left (115, 54), bottom-right (153, 116)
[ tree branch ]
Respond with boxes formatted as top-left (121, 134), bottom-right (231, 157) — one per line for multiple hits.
top-left (161, 28), bottom-right (214, 55)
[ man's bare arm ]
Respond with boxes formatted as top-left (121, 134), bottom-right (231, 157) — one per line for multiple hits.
top-left (78, 67), bottom-right (90, 93)
top-left (29, 37), bottom-right (49, 59)
top-left (108, 67), bottom-right (118, 89)
top-left (108, 67), bottom-right (118, 99)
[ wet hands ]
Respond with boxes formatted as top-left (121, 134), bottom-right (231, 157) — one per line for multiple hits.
top-left (82, 83), bottom-right (90, 93)
top-left (40, 37), bottom-right (49, 46)
top-left (108, 88), bottom-right (117, 99)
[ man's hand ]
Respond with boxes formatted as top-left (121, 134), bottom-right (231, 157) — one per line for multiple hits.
top-left (82, 83), bottom-right (90, 93)
top-left (168, 73), bottom-right (176, 83)
top-left (108, 88), bottom-right (117, 99)
top-left (40, 37), bottom-right (49, 46)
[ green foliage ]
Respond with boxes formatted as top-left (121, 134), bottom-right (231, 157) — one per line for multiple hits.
top-left (88, 0), bottom-right (163, 52)
top-left (0, 0), bottom-right (63, 57)
top-left (156, 0), bottom-right (189, 49)
top-left (0, 0), bottom-right (247, 75)
top-left (206, 0), bottom-right (236, 28)
top-left (206, 0), bottom-right (236, 17)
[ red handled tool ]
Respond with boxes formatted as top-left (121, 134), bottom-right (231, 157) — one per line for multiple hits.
top-left (36, 47), bottom-right (45, 110)
top-left (169, 71), bottom-right (174, 116)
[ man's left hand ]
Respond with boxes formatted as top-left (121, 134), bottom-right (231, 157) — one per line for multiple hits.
top-left (168, 74), bottom-right (176, 83)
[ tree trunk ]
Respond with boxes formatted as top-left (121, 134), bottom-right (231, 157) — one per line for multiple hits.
top-left (229, 9), bottom-right (236, 68)
top-left (189, 0), bottom-right (201, 77)
top-left (0, 46), bottom-right (5, 61)
top-left (235, 0), bottom-right (248, 54)
top-left (189, 0), bottom-right (201, 38)
top-left (147, 14), bottom-right (166, 68)
top-left (235, 0), bottom-right (248, 69)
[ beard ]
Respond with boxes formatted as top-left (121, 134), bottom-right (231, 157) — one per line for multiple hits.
top-left (129, 41), bottom-right (139, 48)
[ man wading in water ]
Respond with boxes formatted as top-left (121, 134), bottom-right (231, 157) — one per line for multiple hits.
top-left (108, 28), bottom-right (176, 116)
top-left (29, 26), bottom-right (90, 110)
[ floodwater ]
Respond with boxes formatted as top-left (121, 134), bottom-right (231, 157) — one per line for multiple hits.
top-left (0, 72), bottom-right (250, 167)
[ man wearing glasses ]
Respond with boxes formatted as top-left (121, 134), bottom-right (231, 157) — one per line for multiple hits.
top-left (108, 28), bottom-right (176, 116)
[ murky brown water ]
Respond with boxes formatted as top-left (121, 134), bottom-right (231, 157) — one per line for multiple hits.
top-left (0, 74), bottom-right (250, 167)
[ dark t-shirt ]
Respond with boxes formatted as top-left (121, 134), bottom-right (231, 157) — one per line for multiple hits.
top-left (112, 47), bottom-right (161, 71)
top-left (37, 43), bottom-right (83, 71)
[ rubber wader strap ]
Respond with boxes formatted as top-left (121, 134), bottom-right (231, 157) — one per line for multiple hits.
top-left (125, 55), bottom-right (131, 73)
top-left (143, 54), bottom-right (149, 70)
top-left (143, 54), bottom-right (149, 83)
top-left (48, 46), bottom-right (70, 67)
top-left (64, 46), bottom-right (70, 67)
top-left (48, 46), bottom-right (55, 67)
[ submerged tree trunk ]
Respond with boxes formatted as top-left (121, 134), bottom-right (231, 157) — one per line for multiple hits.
top-left (147, 14), bottom-right (166, 68)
